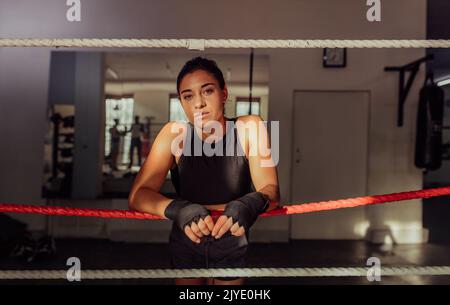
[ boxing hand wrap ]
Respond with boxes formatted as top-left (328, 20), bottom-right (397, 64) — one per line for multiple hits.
top-left (164, 199), bottom-right (210, 231)
top-left (223, 192), bottom-right (270, 232)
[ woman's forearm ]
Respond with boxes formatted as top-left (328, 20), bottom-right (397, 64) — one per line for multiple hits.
top-left (205, 186), bottom-right (282, 213)
top-left (129, 187), bottom-right (173, 218)
top-left (258, 184), bottom-right (281, 211)
top-left (128, 184), bottom-right (281, 219)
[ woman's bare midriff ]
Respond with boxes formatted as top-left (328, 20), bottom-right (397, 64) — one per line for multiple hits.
top-left (204, 204), bottom-right (225, 211)
top-left (205, 204), bottom-right (225, 222)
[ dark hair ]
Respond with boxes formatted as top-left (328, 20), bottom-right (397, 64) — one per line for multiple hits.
top-left (176, 57), bottom-right (225, 94)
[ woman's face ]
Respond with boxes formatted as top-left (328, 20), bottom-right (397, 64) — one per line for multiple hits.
top-left (178, 69), bottom-right (228, 128)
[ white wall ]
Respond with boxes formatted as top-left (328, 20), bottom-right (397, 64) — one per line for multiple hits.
top-left (271, 49), bottom-right (426, 243)
top-left (0, 0), bottom-right (427, 243)
top-left (133, 91), bottom-right (170, 124)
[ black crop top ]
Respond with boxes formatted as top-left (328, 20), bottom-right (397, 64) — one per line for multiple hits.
top-left (170, 117), bottom-right (254, 204)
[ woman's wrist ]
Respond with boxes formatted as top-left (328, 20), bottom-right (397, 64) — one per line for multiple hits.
top-left (164, 199), bottom-right (192, 220)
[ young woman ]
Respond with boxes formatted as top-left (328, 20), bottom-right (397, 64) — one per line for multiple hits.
top-left (128, 57), bottom-right (280, 285)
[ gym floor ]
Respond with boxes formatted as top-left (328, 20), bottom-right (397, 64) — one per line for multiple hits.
top-left (1, 239), bottom-right (449, 285)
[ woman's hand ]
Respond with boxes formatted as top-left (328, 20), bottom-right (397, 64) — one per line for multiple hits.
top-left (211, 192), bottom-right (269, 239)
top-left (164, 199), bottom-right (216, 244)
top-left (184, 215), bottom-right (215, 243)
top-left (211, 215), bottom-right (246, 239)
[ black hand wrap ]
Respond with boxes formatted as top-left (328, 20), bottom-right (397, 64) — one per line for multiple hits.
top-left (223, 192), bottom-right (270, 232)
top-left (164, 199), bottom-right (210, 231)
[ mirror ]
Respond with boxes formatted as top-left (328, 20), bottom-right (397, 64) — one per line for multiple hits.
top-left (41, 51), bottom-right (270, 199)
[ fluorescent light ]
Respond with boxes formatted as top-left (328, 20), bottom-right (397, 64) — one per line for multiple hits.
top-left (437, 78), bottom-right (450, 87)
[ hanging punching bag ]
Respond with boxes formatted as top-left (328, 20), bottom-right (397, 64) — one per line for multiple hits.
top-left (414, 73), bottom-right (444, 171)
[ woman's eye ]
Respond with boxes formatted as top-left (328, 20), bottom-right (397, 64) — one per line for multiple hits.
top-left (203, 88), bottom-right (214, 95)
top-left (183, 95), bottom-right (192, 101)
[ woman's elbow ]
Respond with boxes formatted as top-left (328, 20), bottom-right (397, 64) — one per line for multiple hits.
top-left (128, 190), bottom-right (138, 210)
top-left (274, 190), bottom-right (281, 203)
top-left (271, 185), bottom-right (281, 203)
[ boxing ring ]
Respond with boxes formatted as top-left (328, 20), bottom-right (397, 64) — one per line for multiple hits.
top-left (1, 37), bottom-right (450, 282)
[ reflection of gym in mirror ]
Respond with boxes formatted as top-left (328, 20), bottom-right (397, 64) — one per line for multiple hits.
top-left (42, 52), bottom-right (269, 199)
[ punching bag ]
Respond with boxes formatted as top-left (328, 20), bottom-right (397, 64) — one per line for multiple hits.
top-left (414, 73), bottom-right (444, 171)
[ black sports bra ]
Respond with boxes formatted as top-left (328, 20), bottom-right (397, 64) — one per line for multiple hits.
top-left (170, 117), bottom-right (254, 204)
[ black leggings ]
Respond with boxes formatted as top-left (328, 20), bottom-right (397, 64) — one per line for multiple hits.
top-left (168, 222), bottom-right (249, 281)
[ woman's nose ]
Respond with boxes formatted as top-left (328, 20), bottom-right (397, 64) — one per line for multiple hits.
top-left (193, 95), bottom-right (206, 108)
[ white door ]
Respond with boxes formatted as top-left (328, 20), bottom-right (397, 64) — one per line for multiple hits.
top-left (291, 91), bottom-right (370, 239)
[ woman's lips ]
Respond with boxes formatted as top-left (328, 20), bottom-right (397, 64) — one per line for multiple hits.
top-left (195, 111), bottom-right (209, 118)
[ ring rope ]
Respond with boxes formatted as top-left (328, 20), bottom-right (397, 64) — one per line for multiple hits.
top-left (1, 266), bottom-right (450, 280)
top-left (1, 39), bottom-right (450, 50)
top-left (0, 186), bottom-right (449, 220)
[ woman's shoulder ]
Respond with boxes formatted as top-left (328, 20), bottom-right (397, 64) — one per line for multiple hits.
top-left (234, 114), bottom-right (264, 124)
top-left (233, 116), bottom-right (261, 158)
top-left (159, 121), bottom-right (189, 139)
top-left (234, 115), bottom-right (266, 155)
top-left (150, 121), bottom-right (189, 158)
top-left (234, 115), bottom-right (265, 134)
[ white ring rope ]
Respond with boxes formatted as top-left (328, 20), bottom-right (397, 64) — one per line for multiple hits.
top-left (1, 39), bottom-right (450, 50)
top-left (1, 266), bottom-right (450, 280)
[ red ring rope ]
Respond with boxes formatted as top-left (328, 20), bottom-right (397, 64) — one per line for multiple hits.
top-left (0, 186), bottom-right (449, 220)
